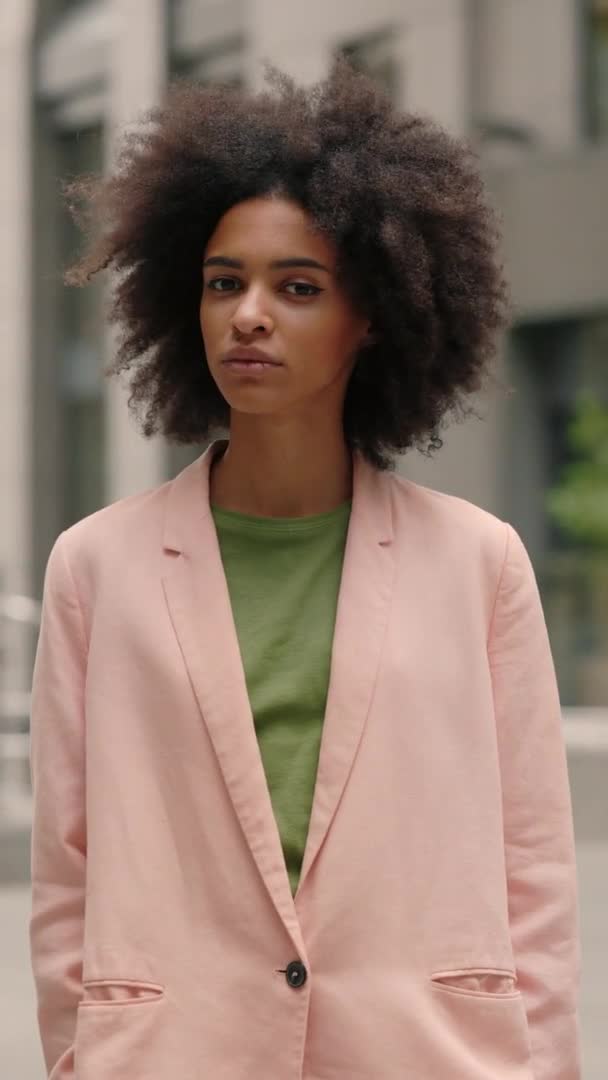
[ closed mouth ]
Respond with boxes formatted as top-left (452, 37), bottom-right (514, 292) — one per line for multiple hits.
top-left (223, 358), bottom-right (282, 366)
top-left (222, 348), bottom-right (283, 366)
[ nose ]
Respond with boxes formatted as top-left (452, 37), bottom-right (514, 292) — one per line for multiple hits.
top-left (232, 286), bottom-right (273, 337)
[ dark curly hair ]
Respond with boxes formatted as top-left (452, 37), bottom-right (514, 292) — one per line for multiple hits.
top-left (64, 56), bottom-right (510, 470)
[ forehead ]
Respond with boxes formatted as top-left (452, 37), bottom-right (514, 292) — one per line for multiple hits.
top-left (204, 196), bottom-right (336, 264)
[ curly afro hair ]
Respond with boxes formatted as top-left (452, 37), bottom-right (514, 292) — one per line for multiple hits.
top-left (65, 56), bottom-right (510, 470)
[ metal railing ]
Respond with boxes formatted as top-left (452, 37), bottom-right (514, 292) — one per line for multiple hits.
top-left (539, 552), bottom-right (608, 708)
top-left (0, 594), bottom-right (41, 827)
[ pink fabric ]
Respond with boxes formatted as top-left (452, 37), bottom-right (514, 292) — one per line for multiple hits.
top-left (29, 440), bottom-right (581, 1079)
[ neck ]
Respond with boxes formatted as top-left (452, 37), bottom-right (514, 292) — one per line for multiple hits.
top-left (209, 413), bottom-right (353, 517)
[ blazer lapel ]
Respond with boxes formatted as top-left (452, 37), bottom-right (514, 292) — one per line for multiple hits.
top-left (296, 451), bottom-right (396, 895)
top-left (161, 439), bottom-right (396, 928)
top-left (161, 441), bottom-right (303, 948)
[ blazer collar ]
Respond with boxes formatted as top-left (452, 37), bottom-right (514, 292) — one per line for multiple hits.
top-left (162, 437), bottom-right (394, 554)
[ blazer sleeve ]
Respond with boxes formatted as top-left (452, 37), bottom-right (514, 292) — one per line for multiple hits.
top-left (488, 523), bottom-right (582, 1080)
top-left (29, 532), bottom-right (87, 1079)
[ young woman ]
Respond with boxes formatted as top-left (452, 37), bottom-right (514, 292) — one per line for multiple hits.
top-left (29, 59), bottom-right (581, 1080)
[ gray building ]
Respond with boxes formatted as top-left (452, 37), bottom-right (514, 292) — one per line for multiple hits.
top-left (2, 0), bottom-right (607, 705)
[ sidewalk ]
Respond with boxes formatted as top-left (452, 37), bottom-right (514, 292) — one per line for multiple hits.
top-left (0, 884), bottom-right (44, 1080)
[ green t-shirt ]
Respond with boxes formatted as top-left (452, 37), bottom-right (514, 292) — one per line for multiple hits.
top-left (211, 499), bottom-right (351, 895)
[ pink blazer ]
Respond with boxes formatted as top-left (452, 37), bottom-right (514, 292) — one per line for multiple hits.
top-left (29, 440), bottom-right (581, 1080)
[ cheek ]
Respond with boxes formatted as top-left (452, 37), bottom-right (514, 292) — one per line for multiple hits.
top-left (295, 307), bottom-right (350, 347)
top-left (198, 296), bottom-right (207, 332)
top-left (322, 313), bottom-right (365, 361)
top-left (199, 299), bottom-right (222, 348)
top-left (291, 310), bottom-right (361, 373)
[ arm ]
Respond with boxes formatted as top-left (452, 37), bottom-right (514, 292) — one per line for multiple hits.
top-left (29, 532), bottom-right (87, 1079)
top-left (488, 523), bottom-right (582, 1080)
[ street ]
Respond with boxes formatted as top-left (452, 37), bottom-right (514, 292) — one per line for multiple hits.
top-left (2, 841), bottom-right (607, 1078)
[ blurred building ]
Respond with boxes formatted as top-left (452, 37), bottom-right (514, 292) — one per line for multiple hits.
top-left (1, 0), bottom-right (607, 705)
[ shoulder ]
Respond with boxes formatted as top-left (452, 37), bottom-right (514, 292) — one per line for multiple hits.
top-left (384, 470), bottom-right (542, 633)
top-left (388, 469), bottom-right (509, 547)
top-left (384, 469), bottom-right (533, 599)
top-left (45, 476), bottom-right (174, 595)
top-left (67, 478), bottom-right (171, 548)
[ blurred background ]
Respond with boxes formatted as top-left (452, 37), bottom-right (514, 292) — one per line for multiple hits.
top-left (1, 1), bottom-right (606, 1076)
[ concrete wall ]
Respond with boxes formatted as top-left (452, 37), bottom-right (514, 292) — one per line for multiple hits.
top-left (247, 0), bottom-right (471, 134)
top-left (104, 0), bottom-right (167, 502)
top-left (488, 145), bottom-right (608, 321)
top-left (475, 0), bottom-right (581, 151)
top-left (0, 3), bottom-right (37, 707)
top-left (0, 4), bottom-right (35, 604)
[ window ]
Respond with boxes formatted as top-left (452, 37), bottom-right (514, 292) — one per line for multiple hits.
top-left (585, 0), bottom-right (608, 138)
top-left (339, 28), bottom-right (401, 102)
top-left (42, 0), bottom-right (89, 18)
top-left (32, 115), bottom-right (106, 596)
top-left (56, 126), bottom-right (106, 529)
top-left (169, 0), bottom-right (245, 88)
top-left (508, 316), bottom-right (608, 706)
top-left (170, 42), bottom-right (244, 88)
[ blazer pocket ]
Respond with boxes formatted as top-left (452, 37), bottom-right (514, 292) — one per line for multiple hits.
top-left (429, 967), bottom-right (532, 1072)
top-left (430, 967), bottom-right (520, 1000)
top-left (75, 977), bottom-right (169, 1079)
top-left (79, 978), bottom-right (165, 1008)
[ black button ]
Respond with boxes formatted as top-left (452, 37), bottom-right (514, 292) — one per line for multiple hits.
top-left (285, 960), bottom-right (307, 989)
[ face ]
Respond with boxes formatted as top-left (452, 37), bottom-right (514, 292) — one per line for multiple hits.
top-left (200, 196), bottom-right (371, 423)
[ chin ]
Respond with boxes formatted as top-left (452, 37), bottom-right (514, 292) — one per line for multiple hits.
top-left (220, 389), bottom-right (287, 415)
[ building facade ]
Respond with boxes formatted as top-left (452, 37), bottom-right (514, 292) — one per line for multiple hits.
top-left (1, 0), bottom-right (607, 705)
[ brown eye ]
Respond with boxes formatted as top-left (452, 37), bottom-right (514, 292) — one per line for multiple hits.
top-left (208, 277), bottom-right (240, 292)
top-left (284, 282), bottom-right (322, 297)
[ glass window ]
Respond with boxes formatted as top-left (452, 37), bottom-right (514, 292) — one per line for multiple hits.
top-left (42, 0), bottom-right (88, 18)
top-left (508, 315), bottom-right (608, 707)
top-left (56, 126), bottom-right (106, 528)
top-left (339, 28), bottom-right (402, 102)
top-left (169, 0), bottom-right (245, 88)
top-left (586, 0), bottom-right (608, 138)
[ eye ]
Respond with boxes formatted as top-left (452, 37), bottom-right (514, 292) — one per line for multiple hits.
top-left (284, 282), bottom-right (323, 298)
top-left (207, 277), bottom-right (240, 292)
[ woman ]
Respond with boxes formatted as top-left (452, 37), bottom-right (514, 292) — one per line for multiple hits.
top-left (29, 59), bottom-right (581, 1079)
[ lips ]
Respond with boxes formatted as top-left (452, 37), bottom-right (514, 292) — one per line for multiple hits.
top-left (222, 347), bottom-right (283, 366)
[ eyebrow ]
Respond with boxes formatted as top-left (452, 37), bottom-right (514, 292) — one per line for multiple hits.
top-left (203, 256), bottom-right (331, 273)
